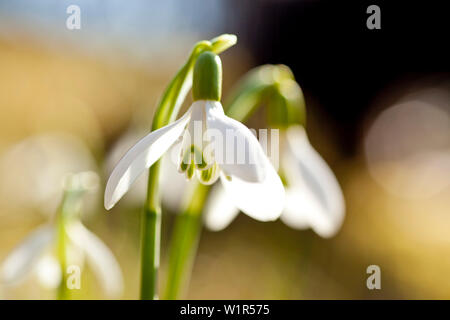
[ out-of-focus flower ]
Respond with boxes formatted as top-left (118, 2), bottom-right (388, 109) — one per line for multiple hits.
top-left (105, 52), bottom-right (285, 222)
top-left (0, 172), bottom-right (123, 299)
top-left (280, 126), bottom-right (345, 237)
top-left (0, 133), bottom-right (98, 217)
top-left (205, 125), bottom-right (345, 238)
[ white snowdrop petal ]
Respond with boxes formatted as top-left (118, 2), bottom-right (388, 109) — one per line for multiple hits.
top-left (204, 183), bottom-right (240, 231)
top-left (281, 186), bottom-right (337, 238)
top-left (187, 100), bottom-right (207, 148)
top-left (34, 254), bottom-right (62, 289)
top-left (104, 111), bottom-right (191, 210)
top-left (0, 225), bottom-right (54, 285)
top-left (161, 151), bottom-right (191, 212)
top-left (205, 101), bottom-right (267, 183)
top-left (283, 125), bottom-right (345, 237)
top-left (281, 187), bottom-right (310, 230)
top-left (219, 156), bottom-right (285, 222)
top-left (67, 222), bottom-right (123, 299)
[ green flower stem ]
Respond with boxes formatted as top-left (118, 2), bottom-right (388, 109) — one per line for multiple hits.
top-left (56, 194), bottom-right (69, 300)
top-left (140, 161), bottom-right (162, 300)
top-left (56, 189), bottom-right (84, 300)
top-left (140, 34), bottom-right (236, 300)
top-left (163, 183), bottom-right (209, 299)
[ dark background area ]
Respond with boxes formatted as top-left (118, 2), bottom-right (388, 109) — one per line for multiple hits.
top-left (226, 0), bottom-right (450, 154)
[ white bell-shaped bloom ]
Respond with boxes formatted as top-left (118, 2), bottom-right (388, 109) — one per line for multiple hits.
top-left (205, 125), bottom-right (345, 238)
top-left (0, 222), bottom-right (123, 298)
top-left (66, 222), bottom-right (123, 297)
top-left (105, 100), bottom-right (285, 222)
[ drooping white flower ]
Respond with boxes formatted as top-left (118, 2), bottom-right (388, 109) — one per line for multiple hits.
top-left (0, 221), bottom-right (123, 298)
top-left (0, 225), bottom-right (55, 286)
top-left (0, 172), bottom-right (124, 298)
top-left (205, 125), bottom-right (345, 238)
top-left (105, 51), bottom-right (284, 222)
top-left (105, 99), bottom-right (285, 222)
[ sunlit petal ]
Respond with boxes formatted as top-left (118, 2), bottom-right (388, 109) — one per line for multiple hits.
top-left (282, 186), bottom-right (339, 237)
top-left (0, 225), bottom-right (54, 285)
top-left (161, 150), bottom-right (191, 212)
top-left (104, 111), bottom-right (191, 210)
top-left (204, 183), bottom-right (240, 231)
top-left (219, 156), bottom-right (285, 222)
top-left (280, 188), bottom-right (310, 230)
top-left (67, 222), bottom-right (123, 298)
top-left (282, 125), bottom-right (345, 237)
top-left (34, 254), bottom-right (61, 289)
top-left (205, 100), bottom-right (266, 182)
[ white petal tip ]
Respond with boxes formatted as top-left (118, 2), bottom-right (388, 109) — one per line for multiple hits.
top-left (104, 196), bottom-right (115, 211)
top-left (204, 184), bottom-right (241, 232)
top-left (312, 225), bottom-right (340, 239)
top-left (204, 222), bottom-right (227, 232)
top-left (103, 111), bottom-right (191, 212)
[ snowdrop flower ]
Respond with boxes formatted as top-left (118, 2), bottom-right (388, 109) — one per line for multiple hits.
top-left (0, 172), bottom-right (123, 298)
top-left (205, 126), bottom-right (345, 237)
top-left (105, 52), bottom-right (285, 221)
top-left (280, 126), bottom-right (345, 237)
top-left (204, 64), bottom-right (345, 238)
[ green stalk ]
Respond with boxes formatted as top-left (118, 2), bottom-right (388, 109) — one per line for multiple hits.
top-left (56, 193), bottom-right (69, 300)
top-left (139, 35), bottom-right (237, 300)
top-left (140, 161), bottom-right (162, 299)
top-left (163, 184), bottom-right (209, 299)
top-left (56, 189), bottom-right (83, 300)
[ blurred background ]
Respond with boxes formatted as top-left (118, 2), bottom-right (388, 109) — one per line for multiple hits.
top-left (0, 0), bottom-right (449, 299)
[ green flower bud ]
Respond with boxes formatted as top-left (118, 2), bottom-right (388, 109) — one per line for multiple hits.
top-left (193, 51), bottom-right (222, 101)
